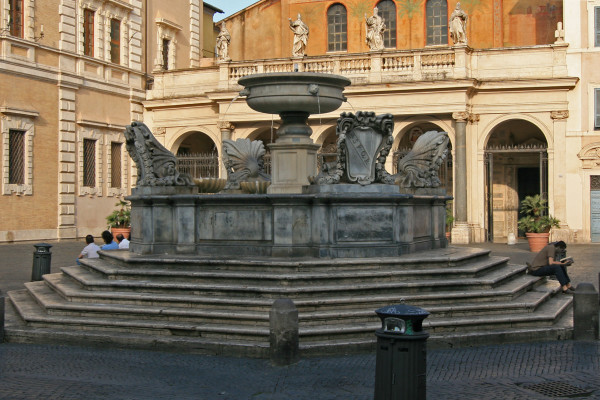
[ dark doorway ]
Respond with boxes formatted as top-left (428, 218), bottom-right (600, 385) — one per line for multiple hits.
top-left (517, 167), bottom-right (539, 237)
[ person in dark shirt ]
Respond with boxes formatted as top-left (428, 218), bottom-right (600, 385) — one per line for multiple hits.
top-left (527, 240), bottom-right (574, 294)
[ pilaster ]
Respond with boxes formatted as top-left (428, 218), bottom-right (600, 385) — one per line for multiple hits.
top-left (218, 121), bottom-right (235, 179)
top-left (58, 85), bottom-right (78, 239)
top-left (189, 0), bottom-right (201, 67)
top-left (550, 110), bottom-right (571, 242)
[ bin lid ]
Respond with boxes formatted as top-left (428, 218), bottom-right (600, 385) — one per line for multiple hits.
top-left (33, 243), bottom-right (53, 252)
top-left (375, 304), bottom-right (429, 320)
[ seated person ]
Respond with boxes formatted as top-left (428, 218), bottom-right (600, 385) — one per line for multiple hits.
top-left (116, 233), bottom-right (130, 249)
top-left (527, 240), bottom-right (574, 294)
top-left (100, 230), bottom-right (119, 250)
top-left (77, 234), bottom-right (101, 265)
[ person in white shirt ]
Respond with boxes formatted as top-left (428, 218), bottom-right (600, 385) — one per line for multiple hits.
top-left (77, 234), bottom-right (101, 265)
top-left (116, 233), bottom-right (130, 249)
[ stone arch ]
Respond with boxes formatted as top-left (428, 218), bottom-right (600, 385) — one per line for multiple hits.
top-left (480, 114), bottom-right (552, 150)
top-left (394, 116), bottom-right (454, 150)
top-left (167, 126), bottom-right (220, 155)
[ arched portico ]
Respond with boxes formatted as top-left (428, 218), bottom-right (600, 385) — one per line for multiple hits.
top-left (483, 119), bottom-right (548, 242)
top-left (170, 130), bottom-right (220, 179)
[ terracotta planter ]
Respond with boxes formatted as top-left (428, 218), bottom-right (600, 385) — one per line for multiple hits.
top-left (111, 227), bottom-right (131, 240)
top-left (525, 232), bottom-right (550, 252)
top-left (445, 231), bottom-right (451, 242)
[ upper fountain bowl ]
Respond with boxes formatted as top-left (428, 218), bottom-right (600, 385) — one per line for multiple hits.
top-left (238, 72), bottom-right (351, 115)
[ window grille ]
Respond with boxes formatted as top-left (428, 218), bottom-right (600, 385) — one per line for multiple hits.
top-left (426, 0), bottom-right (448, 46)
top-left (162, 39), bottom-right (170, 70)
top-left (111, 142), bottom-right (122, 188)
top-left (84, 9), bottom-right (94, 56)
top-left (83, 139), bottom-right (96, 187)
top-left (595, 88), bottom-right (600, 130)
top-left (110, 18), bottom-right (120, 63)
top-left (9, 0), bottom-right (23, 37)
top-left (596, 7), bottom-right (600, 47)
top-left (327, 5), bottom-right (347, 52)
top-left (377, 0), bottom-right (397, 48)
top-left (8, 130), bottom-right (25, 185)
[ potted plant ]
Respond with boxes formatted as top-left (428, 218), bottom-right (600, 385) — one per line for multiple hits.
top-left (445, 201), bottom-right (454, 241)
top-left (517, 195), bottom-right (560, 252)
top-left (106, 199), bottom-right (131, 239)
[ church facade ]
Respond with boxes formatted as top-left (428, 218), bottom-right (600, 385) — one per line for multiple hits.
top-left (143, 0), bottom-right (600, 244)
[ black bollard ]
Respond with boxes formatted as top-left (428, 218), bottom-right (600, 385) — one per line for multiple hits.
top-left (31, 243), bottom-right (52, 281)
top-left (269, 298), bottom-right (299, 366)
top-left (0, 289), bottom-right (4, 342)
top-left (573, 282), bottom-right (599, 340)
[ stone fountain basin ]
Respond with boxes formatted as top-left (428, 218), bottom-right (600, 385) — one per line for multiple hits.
top-left (238, 72), bottom-right (351, 115)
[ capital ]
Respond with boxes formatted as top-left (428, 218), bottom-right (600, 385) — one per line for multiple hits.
top-left (550, 110), bottom-right (569, 120)
top-left (154, 127), bottom-right (166, 136)
top-left (217, 121), bottom-right (235, 131)
top-left (452, 111), bottom-right (469, 122)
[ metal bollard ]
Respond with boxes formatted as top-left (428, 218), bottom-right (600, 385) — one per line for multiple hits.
top-left (269, 298), bottom-right (299, 366)
top-left (31, 243), bottom-right (53, 282)
top-left (573, 282), bottom-right (599, 340)
top-left (0, 289), bottom-right (4, 343)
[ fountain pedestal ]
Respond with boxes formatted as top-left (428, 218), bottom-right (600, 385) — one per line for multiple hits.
top-left (268, 137), bottom-right (320, 194)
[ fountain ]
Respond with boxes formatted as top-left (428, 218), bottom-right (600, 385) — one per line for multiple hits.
top-left (4, 72), bottom-right (572, 358)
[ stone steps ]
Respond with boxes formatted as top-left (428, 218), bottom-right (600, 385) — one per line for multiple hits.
top-left (97, 247), bottom-right (493, 272)
top-left (80, 255), bottom-right (509, 285)
top-left (4, 246), bottom-right (574, 357)
top-left (60, 263), bottom-right (526, 298)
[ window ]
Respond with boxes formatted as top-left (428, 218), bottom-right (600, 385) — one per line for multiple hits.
top-left (426, 0), bottom-right (448, 46)
top-left (377, 0), bottom-right (396, 48)
top-left (596, 7), bottom-right (600, 47)
top-left (9, 0), bottom-right (24, 37)
top-left (8, 130), bottom-right (25, 184)
top-left (327, 4), bottom-right (347, 52)
top-left (83, 139), bottom-right (96, 187)
top-left (110, 142), bottom-right (122, 188)
top-left (595, 88), bottom-right (600, 130)
top-left (162, 39), bottom-right (170, 70)
top-left (110, 18), bottom-right (120, 63)
top-left (83, 9), bottom-right (94, 56)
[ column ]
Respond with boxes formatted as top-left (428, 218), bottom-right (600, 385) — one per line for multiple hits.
top-left (218, 121), bottom-right (234, 179)
top-left (550, 110), bottom-right (570, 242)
top-left (451, 112), bottom-right (470, 244)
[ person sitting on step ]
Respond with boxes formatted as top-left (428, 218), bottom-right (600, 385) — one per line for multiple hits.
top-left (100, 230), bottom-right (119, 250)
top-left (527, 240), bottom-right (574, 294)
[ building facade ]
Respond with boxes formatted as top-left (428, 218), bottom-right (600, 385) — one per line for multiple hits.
top-left (0, 0), bottom-right (221, 242)
top-left (143, 0), bottom-right (600, 244)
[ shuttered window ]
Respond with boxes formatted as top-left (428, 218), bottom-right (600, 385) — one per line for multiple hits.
top-left (8, 130), bottom-right (25, 184)
top-left (162, 39), bottom-right (170, 70)
top-left (84, 9), bottom-right (94, 56)
top-left (83, 139), bottom-right (96, 187)
top-left (111, 142), bottom-right (122, 188)
top-left (9, 0), bottom-right (23, 37)
top-left (426, 0), bottom-right (448, 46)
top-left (327, 4), bottom-right (347, 52)
top-left (110, 18), bottom-right (120, 63)
top-left (595, 88), bottom-right (600, 130)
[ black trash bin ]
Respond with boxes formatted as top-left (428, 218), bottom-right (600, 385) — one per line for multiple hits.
top-left (31, 243), bottom-right (52, 281)
top-left (374, 304), bottom-right (430, 400)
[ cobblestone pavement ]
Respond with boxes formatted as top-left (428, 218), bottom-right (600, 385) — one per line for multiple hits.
top-left (0, 341), bottom-right (598, 399)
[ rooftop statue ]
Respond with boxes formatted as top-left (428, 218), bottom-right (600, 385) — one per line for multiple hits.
top-left (365, 7), bottom-right (385, 51)
top-left (124, 121), bottom-right (193, 186)
top-left (216, 22), bottom-right (231, 61)
top-left (289, 14), bottom-right (309, 57)
top-left (395, 130), bottom-right (450, 188)
top-left (449, 2), bottom-right (468, 45)
top-left (223, 138), bottom-right (271, 190)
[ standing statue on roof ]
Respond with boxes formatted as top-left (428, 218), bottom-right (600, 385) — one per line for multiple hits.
top-left (449, 2), bottom-right (468, 45)
top-left (289, 13), bottom-right (309, 57)
top-left (365, 7), bottom-right (385, 51)
top-left (216, 22), bottom-right (231, 61)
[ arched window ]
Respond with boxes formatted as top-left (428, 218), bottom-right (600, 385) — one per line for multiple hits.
top-left (426, 0), bottom-right (448, 46)
top-left (377, 0), bottom-right (396, 48)
top-left (327, 4), bottom-right (347, 52)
